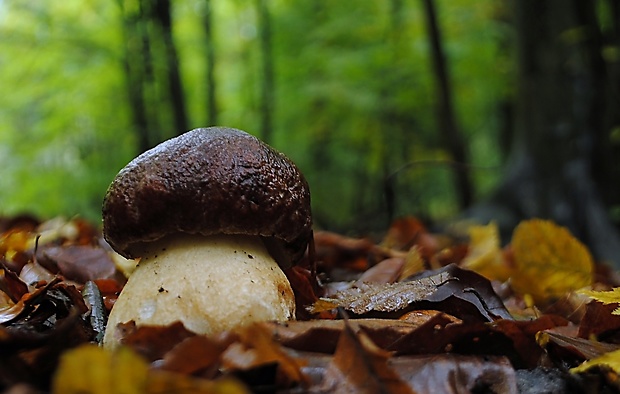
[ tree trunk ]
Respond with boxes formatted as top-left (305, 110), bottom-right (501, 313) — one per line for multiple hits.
top-left (117, 0), bottom-right (154, 153)
top-left (203, 0), bottom-right (218, 126)
top-left (256, 0), bottom-right (274, 143)
top-left (420, 0), bottom-right (473, 210)
top-left (152, 0), bottom-right (189, 135)
top-left (475, 0), bottom-right (620, 267)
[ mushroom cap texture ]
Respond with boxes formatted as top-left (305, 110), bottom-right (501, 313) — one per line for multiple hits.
top-left (102, 127), bottom-right (312, 268)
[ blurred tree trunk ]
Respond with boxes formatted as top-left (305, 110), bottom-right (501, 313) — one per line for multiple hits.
top-left (421, 0), bottom-right (473, 210)
top-left (475, 0), bottom-right (620, 267)
top-left (118, 0), bottom-right (188, 152)
top-left (118, 0), bottom-right (156, 153)
top-left (203, 0), bottom-right (218, 126)
top-left (256, 0), bottom-right (274, 143)
top-left (152, 0), bottom-right (188, 135)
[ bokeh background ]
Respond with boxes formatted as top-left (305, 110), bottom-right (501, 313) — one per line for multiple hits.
top-left (1, 0), bottom-right (619, 263)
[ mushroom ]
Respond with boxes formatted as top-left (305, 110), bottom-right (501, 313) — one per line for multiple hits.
top-left (101, 127), bottom-right (312, 347)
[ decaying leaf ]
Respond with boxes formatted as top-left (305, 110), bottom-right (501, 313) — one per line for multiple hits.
top-left (510, 219), bottom-right (593, 304)
top-left (309, 270), bottom-right (447, 314)
top-left (461, 221), bottom-right (511, 281)
top-left (311, 264), bottom-right (512, 322)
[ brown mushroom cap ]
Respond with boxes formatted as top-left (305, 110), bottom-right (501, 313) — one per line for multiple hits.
top-left (102, 127), bottom-right (312, 268)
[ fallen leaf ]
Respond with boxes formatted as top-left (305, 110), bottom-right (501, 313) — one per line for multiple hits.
top-left (52, 344), bottom-right (248, 394)
top-left (398, 246), bottom-right (425, 281)
top-left (392, 354), bottom-right (517, 393)
top-left (37, 245), bottom-right (117, 283)
top-left (510, 219), bottom-right (593, 304)
top-left (461, 221), bottom-right (511, 281)
top-left (571, 347), bottom-right (620, 375)
top-left (319, 319), bottom-right (415, 393)
top-left (226, 323), bottom-right (307, 386)
top-left (265, 315), bottom-right (448, 354)
top-left (309, 270), bottom-right (447, 315)
top-left (537, 329), bottom-right (620, 361)
top-left (578, 300), bottom-right (620, 340)
top-left (52, 344), bottom-right (149, 394)
top-left (579, 288), bottom-right (620, 315)
top-left (356, 257), bottom-right (405, 284)
top-left (310, 264), bottom-right (512, 322)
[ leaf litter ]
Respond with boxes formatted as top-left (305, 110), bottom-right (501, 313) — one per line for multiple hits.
top-left (1, 215), bottom-right (620, 392)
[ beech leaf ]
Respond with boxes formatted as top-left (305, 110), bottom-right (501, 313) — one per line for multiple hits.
top-left (510, 219), bottom-right (593, 303)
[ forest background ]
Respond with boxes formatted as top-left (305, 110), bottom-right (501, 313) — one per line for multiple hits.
top-left (1, 0), bottom-right (620, 265)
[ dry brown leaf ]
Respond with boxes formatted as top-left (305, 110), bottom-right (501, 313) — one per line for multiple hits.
top-left (222, 323), bottom-right (307, 386)
top-left (320, 319), bottom-right (415, 393)
top-left (510, 219), bottom-right (593, 304)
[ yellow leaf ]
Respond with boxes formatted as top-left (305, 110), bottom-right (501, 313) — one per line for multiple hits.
top-left (571, 348), bottom-right (620, 374)
top-left (52, 344), bottom-right (250, 394)
top-left (579, 288), bottom-right (620, 315)
top-left (461, 222), bottom-right (511, 281)
top-left (397, 246), bottom-right (425, 281)
top-left (510, 219), bottom-right (593, 304)
top-left (52, 344), bottom-right (148, 394)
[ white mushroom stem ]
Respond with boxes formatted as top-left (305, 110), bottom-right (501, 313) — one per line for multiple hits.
top-left (103, 234), bottom-right (295, 348)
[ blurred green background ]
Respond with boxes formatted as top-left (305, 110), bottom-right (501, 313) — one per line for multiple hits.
top-left (1, 0), bottom-right (618, 254)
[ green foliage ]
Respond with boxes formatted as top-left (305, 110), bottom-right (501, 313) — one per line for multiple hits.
top-left (0, 0), bottom-right (511, 232)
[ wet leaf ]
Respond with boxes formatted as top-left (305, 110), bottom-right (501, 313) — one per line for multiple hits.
top-left (511, 219), bottom-right (593, 303)
top-left (309, 270), bottom-right (448, 315)
top-left (310, 264), bottom-right (512, 322)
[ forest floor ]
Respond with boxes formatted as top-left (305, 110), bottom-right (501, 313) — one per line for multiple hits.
top-left (1, 214), bottom-right (620, 393)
